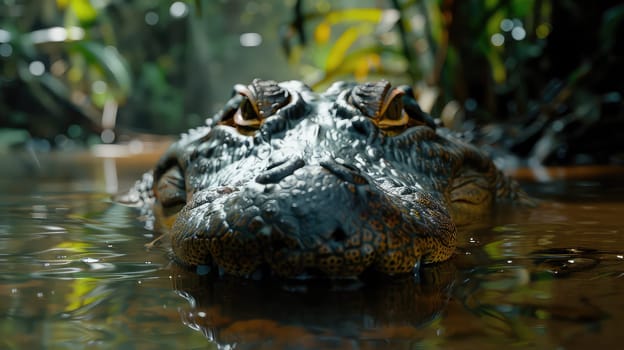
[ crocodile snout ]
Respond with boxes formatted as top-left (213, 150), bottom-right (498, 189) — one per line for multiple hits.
top-left (171, 161), bottom-right (456, 278)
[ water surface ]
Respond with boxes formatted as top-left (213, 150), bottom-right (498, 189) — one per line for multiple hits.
top-left (1, 150), bottom-right (623, 349)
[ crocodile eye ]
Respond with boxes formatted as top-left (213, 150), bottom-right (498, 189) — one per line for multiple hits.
top-left (376, 88), bottom-right (407, 129)
top-left (219, 79), bottom-right (290, 135)
top-left (348, 81), bottom-right (437, 134)
top-left (349, 81), bottom-right (409, 133)
top-left (233, 95), bottom-right (263, 130)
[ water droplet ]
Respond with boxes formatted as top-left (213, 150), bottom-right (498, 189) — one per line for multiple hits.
top-left (491, 33), bottom-right (505, 47)
top-left (0, 43), bottom-right (12, 57)
top-left (145, 11), bottom-right (159, 25)
top-left (169, 1), bottom-right (188, 18)
top-left (29, 61), bottom-right (45, 76)
top-left (500, 18), bottom-right (514, 32)
top-left (511, 27), bottom-right (526, 41)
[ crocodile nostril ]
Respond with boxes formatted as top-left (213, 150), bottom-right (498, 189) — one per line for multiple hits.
top-left (320, 160), bottom-right (369, 186)
top-left (351, 118), bottom-right (371, 134)
top-left (256, 157), bottom-right (305, 184)
top-left (265, 158), bottom-right (288, 171)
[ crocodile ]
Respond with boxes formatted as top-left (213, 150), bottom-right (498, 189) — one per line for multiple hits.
top-left (125, 79), bottom-right (531, 278)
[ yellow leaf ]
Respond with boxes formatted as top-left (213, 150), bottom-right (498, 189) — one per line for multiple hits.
top-left (55, 241), bottom-right (90, 253)
top-left (326, 26), bottom-right (367, 72)
top-left (64, 278), bottom-right (104, 312)
top-left (326, 8), bottom-right (383, 24)
top-left (314, 21), bottom-right (331, 45)
top-left (483, 239), bottom-right (504, 259)
top-left (70, 0), bottom-right (97, 23)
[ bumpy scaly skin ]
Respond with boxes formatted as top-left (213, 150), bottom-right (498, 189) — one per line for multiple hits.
top-left (130, 79), bottom-right (530, 278)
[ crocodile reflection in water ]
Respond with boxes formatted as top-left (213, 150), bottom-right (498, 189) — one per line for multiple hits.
top-left (171, 262), bottom-right (456, 348)
top-left (124, 79), bottom-right (532, 278)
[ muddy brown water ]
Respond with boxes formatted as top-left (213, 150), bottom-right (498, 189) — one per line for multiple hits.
top-left (1, 149), bottom-right (623, 349)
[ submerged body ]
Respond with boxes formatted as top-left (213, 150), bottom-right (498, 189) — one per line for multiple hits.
top-left (126, 79), bottom-right (530, 278)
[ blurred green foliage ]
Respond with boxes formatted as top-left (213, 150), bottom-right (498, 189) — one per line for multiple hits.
top-left (1, 0), bottom-right (164, 146)
top-left (0, 0), bottom-right (296, 149)
top-left (0, 0), bottom-right (622, 164)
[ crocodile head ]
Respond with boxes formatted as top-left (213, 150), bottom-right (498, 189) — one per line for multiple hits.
top-left (139, 79), bottom-right (529, 278)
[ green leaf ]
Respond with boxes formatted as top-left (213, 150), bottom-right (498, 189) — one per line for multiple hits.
top-left (511, 0), bottom-right (535, 17)
top-left (72, 42), bottom-right (131, 98)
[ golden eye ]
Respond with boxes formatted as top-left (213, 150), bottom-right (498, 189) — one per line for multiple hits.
top-left (232, 84), bottom-right (263, 129)
top-left (218, 79), bottom-right (290, 134)
top-left (349, 81), bottom-right (409, 133)
top-left (376, 88), bottom-right (408, 129)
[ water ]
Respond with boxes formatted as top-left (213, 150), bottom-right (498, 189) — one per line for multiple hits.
top-left (1, 150), bottom-right (623, 349)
